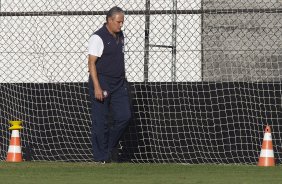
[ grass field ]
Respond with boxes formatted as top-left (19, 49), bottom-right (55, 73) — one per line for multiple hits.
top-left (0, 162), bottom-right (281, 184)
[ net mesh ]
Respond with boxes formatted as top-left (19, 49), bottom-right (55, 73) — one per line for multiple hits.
top-left (0, 0), bottom-right (282, 163)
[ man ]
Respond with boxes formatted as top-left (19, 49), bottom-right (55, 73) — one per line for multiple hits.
top-left (88, 6), bottom-right (131, 163)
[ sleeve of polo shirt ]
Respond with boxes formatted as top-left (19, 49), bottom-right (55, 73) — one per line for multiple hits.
top-left (88, 34), bottom-right (104, 57)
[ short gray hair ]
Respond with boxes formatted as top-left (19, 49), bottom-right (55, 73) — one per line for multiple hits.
top-left (106, 6), bottom-right (124, 22)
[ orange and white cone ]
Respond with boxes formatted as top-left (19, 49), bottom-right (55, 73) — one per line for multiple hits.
top-left (6, 121), bottom-right (23, 162)
top-left (257, 125), bottom-right (275, 166)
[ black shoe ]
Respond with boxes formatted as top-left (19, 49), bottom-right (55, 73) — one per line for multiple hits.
top-left (110, 147), bottom-right (119, 163)
top-left (93, 160), bottom-right (106, 165)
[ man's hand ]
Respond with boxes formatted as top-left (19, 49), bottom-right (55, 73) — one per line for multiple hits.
top-left (94, 86), bottom-right (104, 101)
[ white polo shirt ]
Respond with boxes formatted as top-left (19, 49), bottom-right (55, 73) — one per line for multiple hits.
top-left (88, 34), bottom-right (104, 57)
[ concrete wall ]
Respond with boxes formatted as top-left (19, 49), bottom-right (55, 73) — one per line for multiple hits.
top-left (204, 0), bottom-right (282, 9)
top-left (202, 1), bottom-right (282, 81)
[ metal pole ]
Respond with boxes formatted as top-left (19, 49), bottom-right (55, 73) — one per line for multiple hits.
top-left (172, 0), bottom-right (177, 82)
top-left (144, 0), bottom-right (150, 82)
top-left (1, 9), bottom-right (281, 17)
top-left (201, 0), bottom-right (204, 81)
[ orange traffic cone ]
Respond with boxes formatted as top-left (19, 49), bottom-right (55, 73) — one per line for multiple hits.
top-left (257, 125), bottom-right (275, 166)
top-left (6, 121), bottom-right (23, 162)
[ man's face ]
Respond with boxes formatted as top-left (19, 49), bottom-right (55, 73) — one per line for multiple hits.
top-left (108, 12), bottom-right (124, 33)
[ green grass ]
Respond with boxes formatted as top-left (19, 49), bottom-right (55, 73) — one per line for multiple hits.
top-left (0, 162), bottom-right (281, 184)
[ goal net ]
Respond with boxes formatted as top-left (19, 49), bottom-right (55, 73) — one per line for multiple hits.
top-left (0, 0), bottom-right (281, 164)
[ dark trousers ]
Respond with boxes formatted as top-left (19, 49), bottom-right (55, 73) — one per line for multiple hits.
top-left (88, 76), bottom-right (131, 161)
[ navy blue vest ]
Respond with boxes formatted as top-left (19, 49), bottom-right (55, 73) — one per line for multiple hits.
top-left (94, 24), bottom-right (125, 79)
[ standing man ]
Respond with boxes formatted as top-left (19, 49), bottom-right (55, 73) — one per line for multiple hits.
top-left (88, 6), bottom-right (131, 163)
